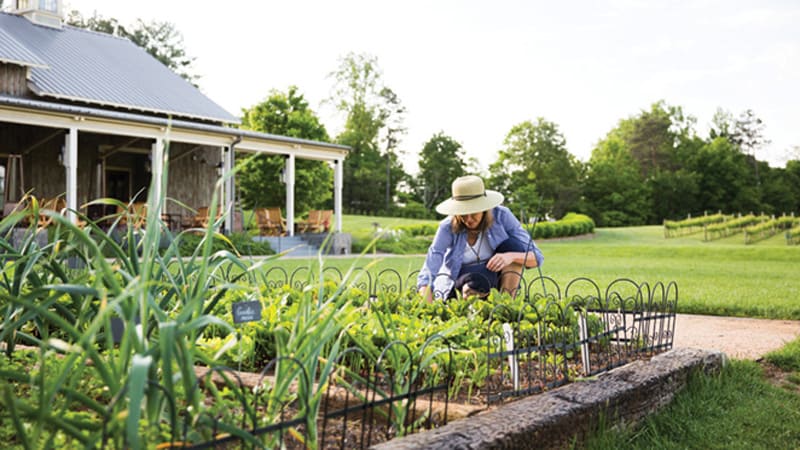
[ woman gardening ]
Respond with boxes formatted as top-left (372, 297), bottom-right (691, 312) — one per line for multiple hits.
top-left (417, 175), bottom-right (544, 301)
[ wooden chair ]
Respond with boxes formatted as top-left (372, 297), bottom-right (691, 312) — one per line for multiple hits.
top-left (191, 206), bottom-right (223, 229)
top-left (191, 206), bottom-right (210, 228)
top-left (255, 207), bottom-right (286, 236)
top-left (267, 207), bottom-right (287, 235)
top-left (37, 196), bottom-right (66, 228)
top-left (296, 209), bottom-right (332, 233)
top-left (117, 202), bottom-right (148, 229)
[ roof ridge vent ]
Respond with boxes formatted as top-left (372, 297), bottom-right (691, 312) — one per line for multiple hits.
top-left (9, 0), bottom-right (63, 29)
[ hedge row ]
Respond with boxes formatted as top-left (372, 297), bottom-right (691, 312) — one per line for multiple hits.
top-left (392, 212), bottom-right (595, 241)
top-left (530, 212), bottom-right (595, 239)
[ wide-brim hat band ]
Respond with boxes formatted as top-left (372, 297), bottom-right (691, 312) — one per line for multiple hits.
top-left (435, 175), bottom-right (504, 215)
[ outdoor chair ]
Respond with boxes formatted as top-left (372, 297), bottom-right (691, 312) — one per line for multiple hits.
top-left (117, 202), bottom-right (148, 230)
top-left (191, 207), bottom-right (209, 228)
top-left (37, 196), bottom-right (66, 228)
top-left (189, 206), bottom-right (222, 229)
top-left (255, 207), bottom-right (286, 236)
top-left (296, 209), bottom-right (332, 233)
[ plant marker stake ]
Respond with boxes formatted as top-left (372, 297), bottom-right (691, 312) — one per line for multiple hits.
top-left (232, 300), bottom-right (262, 373)
top-left (578, 311), bottom-right (591, 376)
top-left (502, 323), bottom-right (519, 390)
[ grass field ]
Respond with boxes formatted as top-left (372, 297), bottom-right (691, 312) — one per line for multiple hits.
top-left (271, 221), bottom-right (800, 320)
top-left (584, 358), bottom-right (800, 449)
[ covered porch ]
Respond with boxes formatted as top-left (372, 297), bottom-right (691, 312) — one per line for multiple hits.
top-left (0, 95), bottom-right (349, 236)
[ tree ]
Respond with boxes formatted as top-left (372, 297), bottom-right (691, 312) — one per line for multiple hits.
top-left (378, 87), bottom-right (407, 211)
top-left (687, 137), bottom-right (759, 214)
top-left (709, 107), bottom-right (735, 140)
top-left (66, 11), bottom-right (199, 84)
top-left (416, 133), bottom-right (467, 211)
top-left (617, 101), bottom-right (696, 178)
top-left (328, 53), bottom-right (407, 212)
top-left (648, 169), bottom-right (700, 221)
top-left (582, 134), bottom-right (650, 226)
top-left (731, 109), bottom-right (770, 187)
top-left (237, 86), bottom-right (333, 212)
top-left (488, 118), bottom-right (581, 218)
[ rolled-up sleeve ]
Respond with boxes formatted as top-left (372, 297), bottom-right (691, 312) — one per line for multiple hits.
top-left (502, 207), bottom-right (544, 268)
top-left (417, 220), bottom-right (452, 288)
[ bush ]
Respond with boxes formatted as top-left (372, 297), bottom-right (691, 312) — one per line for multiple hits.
top-left (177, 231), bottom-right (274, 256)
top-left (531, 213), bottom-right (594, 240)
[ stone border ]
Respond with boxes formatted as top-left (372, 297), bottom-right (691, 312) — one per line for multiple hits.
top-left (371, 348), bottom-right (725, 450)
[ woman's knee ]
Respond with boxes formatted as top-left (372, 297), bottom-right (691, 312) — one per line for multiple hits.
top-left (499, 263), bottom-right (524, 295)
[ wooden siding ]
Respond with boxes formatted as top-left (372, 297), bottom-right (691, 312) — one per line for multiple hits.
top-left (165, 144), bottom-right (219, 218)
top-left (0, 62), bottom-right (29, 97)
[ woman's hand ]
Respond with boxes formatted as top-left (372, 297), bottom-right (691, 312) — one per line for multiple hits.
top-left (418, 286), bottom-right (434, 303)
top-left (487, 253), bottom-right (514, 272)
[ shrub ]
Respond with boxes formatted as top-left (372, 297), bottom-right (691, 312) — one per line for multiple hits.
top-left (177, 231), bottom-right (274, 256)
top-left (531, 213), bottom-right (594, 240)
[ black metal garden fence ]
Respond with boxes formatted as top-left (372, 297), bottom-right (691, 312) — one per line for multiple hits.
top-left (257, 267), bottom-right (677, 406)
top-left (100, 268), bottom-right (675, 449)
top-left (484, 276), bottom-right (677, 402)
top-left (152, 337), bottom-right (454, 449)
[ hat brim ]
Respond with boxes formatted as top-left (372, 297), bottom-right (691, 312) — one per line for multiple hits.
top-left (435, 191), bottom-right (504, 216)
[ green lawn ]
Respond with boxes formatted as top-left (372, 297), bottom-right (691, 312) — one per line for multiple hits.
top-left (269, 224), bottom-right (800, 320)
top-left (584, 359), bottom-right (800, 450)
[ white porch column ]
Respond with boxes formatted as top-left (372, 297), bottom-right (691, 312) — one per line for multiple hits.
top-left (285, 154), bottom-right (296, 236)
top-left (222, 146), bottom-right (234, 234)
top-left (151, 138), bottom-right (164, 209)
top-left (64, 127), bottom-right (78, 223)
top-left (334, 158), bottom-right (343, 232)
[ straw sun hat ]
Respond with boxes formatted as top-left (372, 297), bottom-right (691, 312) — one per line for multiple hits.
top-left (435, 175), bottom-right (504, 216)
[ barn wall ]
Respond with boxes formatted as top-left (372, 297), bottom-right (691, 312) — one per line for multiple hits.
top-left (166, 145), bottom-right (219, 218)
top-left (0, 63), bottom-right (29, 97)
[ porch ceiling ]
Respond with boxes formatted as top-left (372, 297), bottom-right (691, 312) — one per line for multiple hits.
top-left (0, 96), bottom-right (349, 162)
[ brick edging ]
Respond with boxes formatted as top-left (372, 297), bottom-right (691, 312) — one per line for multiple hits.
top-left (370, 348), bottom-right (726, 450)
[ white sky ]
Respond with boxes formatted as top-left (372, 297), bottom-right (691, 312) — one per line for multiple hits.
top-left (63, 0), bottom-right (799, 171)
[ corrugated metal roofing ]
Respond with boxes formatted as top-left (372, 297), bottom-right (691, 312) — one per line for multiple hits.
top-left (0, 12), bottom-right (237, 123)
top-left (0, 25), bottom-right (48, 67)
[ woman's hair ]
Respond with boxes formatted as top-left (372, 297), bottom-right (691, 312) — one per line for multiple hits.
top-left (451, 209), bottom-right (494, 234)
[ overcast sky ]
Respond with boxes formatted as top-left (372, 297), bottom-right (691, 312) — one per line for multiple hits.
top-left (62, 0), bottom-right (799, 171)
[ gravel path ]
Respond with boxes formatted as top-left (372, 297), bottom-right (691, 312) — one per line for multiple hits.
top-left (673, 314), bottom-right (800, 360)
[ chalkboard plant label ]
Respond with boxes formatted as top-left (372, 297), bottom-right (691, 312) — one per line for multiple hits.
top-left (110, 315), bottom-right (141, 344)
top-left (232, 300), bottom-right (262, 324)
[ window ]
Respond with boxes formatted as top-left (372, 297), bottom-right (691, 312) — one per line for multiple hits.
top-left (38, 0), bottom-right (57, 12)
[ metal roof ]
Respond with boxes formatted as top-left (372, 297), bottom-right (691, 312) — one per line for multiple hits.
top-left (0, 25), bottom-right (48, 67)
top-left (0, 12), bottom-right (238, 124)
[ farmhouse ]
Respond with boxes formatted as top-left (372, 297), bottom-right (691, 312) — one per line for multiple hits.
top-left (0, 0), bottom-right (348, 235)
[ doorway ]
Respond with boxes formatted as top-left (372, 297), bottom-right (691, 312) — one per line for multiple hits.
top-left (106, 168), bottom-right (131, 202)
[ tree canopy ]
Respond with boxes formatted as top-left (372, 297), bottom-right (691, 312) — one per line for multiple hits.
top-left (578, 101), bottom-right (797, 226)
top-left (237, 86), bottom-right (333, 213)
top-left (489, 118), bottom-right (582, 219)
top-left (328, 53), bottom-right (406, 213)
top-left (415, 133), bottom-right (468, 212)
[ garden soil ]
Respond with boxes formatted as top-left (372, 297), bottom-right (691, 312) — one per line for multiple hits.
top-left (673, 314), bottom-right (800, 360)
